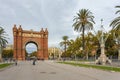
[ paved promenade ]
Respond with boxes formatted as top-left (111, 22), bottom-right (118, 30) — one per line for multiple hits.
top-left (0, 61), bottom-right (120, 80)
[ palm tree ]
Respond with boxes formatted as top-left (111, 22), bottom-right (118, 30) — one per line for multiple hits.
top-left (0, 27), bottom-right (8, 46)
top-left (0, 27), bottom-right (8, 61)
top-left (60, 36), bottom-right (69, 58)
top-left (84, 32), bottom-right (95, 60)
top-left (110, 6), bottom-right (120, 30)
top-left (72, 9), bottom-right (95, 58)
top-left (110, 6), bottom-right (120, 60)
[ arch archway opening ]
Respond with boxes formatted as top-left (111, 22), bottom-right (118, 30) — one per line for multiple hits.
top-left (25, 41), bottom-right (38, 60)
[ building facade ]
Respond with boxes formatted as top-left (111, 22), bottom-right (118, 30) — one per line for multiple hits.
top-left (48, 47), bottom-right (62, 59)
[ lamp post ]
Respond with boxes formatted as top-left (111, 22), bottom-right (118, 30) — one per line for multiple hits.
top-left (95, 19), bottom-right (111, 65)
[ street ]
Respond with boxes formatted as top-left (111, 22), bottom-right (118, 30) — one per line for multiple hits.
top-left (0, 61), bottom-right (120, 80)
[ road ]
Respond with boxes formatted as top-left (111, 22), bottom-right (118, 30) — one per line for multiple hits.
top-left (0, 61), bottom-right (120, 80)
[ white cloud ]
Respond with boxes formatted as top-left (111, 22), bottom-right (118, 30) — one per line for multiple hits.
top-left (0, 0), bottom-right (120, 47)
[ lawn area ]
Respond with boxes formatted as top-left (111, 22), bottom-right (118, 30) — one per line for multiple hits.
top-left (0, 63), bottom-right (13, 69)
top-left (58, 61), bottom-right (120, 72)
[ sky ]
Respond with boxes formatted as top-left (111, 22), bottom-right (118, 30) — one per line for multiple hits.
top-left (0, 0), bottom-right (120, 49)
top-left (26, 43), bottom-right (37, 53)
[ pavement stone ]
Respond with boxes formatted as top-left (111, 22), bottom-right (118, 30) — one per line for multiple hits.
top-left (0, 60), bottom-right (120, 80)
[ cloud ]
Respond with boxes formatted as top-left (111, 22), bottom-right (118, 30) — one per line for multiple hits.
top-left (0, 0), bottom-right (120, 47)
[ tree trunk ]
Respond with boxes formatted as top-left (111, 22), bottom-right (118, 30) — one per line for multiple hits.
top-left (117, 35), bottom-right (120, 60)
top-left (64, 42), bottom-right (66, 58)
top-left (118, 48), bottom-right (120, 60)
top-left (86, 50), bottom-right (88, 60)
top-left (118, 41), bottom-right (120, 60)
top-left (82, 24), bottom-right (85, 59)
top-left (0, 45), bottom-right (3, 61)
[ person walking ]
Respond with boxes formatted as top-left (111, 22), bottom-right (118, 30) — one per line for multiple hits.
top-left (15, 59), bottom-right (17, 66)
top-left (33, 57), bottom-right (37, 65)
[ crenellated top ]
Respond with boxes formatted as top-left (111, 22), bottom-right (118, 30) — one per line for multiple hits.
top-left (40, 28), bottom-right (44, 33)
top-left (40, 28), bottom-right (48, 34)
top-left (13, 24), bottom-right (48, 38)
top-left (13, 24), bottom-right (23, 32)
top-left (18, 25), bottom-right (22, 31)
top-left (45, 28), bottom-right (48, 34)
top-left (13, 24), bottom-right (17, 32)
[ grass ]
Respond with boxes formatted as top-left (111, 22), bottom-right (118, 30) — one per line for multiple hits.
top-left (58, 61), bottom-right (120, 72)
top-left (0, 63), bottom-right (12, 69)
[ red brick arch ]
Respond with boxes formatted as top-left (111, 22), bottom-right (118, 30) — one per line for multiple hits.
top-left (13, 25), bottom-right (48, 60)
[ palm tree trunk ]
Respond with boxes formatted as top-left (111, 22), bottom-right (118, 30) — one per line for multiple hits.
top-left (118, 47), bottom-right (120, 60)
top-left (0, 45), bottom-right (2, 61)
top-left (82, 24), bottom-right (85, 56)
top-left (118, 35), bottom-right (120, 60)
top-left (65, 42), bottom-right (66, 58)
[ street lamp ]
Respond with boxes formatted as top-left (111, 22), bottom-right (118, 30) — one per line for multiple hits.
top-left (95, 19), bottom-right (111, 65)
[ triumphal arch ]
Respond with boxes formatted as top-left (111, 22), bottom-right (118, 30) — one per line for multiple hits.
top-left (13, 25), bottom-right (48, 60)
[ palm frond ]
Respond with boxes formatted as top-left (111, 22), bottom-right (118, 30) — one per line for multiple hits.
top-left (110, 16), bottom-right (120, 29)
top-left (115, 11), bottom-right (120, 14)
top-left (115, 6), bottom-right (120, 14)
top-left (115, 6), bottom-right (120, 8)
top-left (73, 9), bottom-right (95, 33)
top-left (0, 27), bottom-right (8, 47)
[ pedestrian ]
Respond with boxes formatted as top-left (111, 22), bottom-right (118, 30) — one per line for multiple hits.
top-left (15, 59), bottom-right (17, 66)
top-left (33, 58), bottom-right (37, 65)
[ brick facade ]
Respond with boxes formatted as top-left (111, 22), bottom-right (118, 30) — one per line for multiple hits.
top-left (13, 25), bottom-right (48, 60)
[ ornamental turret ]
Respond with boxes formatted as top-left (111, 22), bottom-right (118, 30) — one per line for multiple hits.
top-left (40, 28), bottom-right (44, 33)
top-left (45, 28), bottom-right (48, 34)
top-left (18, 25), bottom-right (22, 31)
top-left (13, 24), bottom-right (17, 32)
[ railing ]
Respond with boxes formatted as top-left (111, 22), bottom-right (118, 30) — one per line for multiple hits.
top-left (56, 57), bottom-right (120, 67)
top-left (110, 59), bottom-right (120, 67)
top-left (0, 58), bottom-right (15, 64)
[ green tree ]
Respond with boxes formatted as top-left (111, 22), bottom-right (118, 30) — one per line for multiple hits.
top-left (29, 51), bottom-right (37, 57)
top-left (0, 27), bottom-right (8, 47)
top-left (110, 6), bottom-right (120, 59)
top-left (66, 37), bottom-right (83, 59)
top-left (111, 30), bottom-right (120, 59)
top-left (2, 49), bottom-right (13, 58)
top-left (72, 9), bottom-right (95, 59)
top-left (84, 32), bottom-right (95, 60)
top-left (60, 36), bottom-right (69, 58)
top-left (66, 39), bottom-right (75, 58)
top-left (0, 27), bottom-right (8, 61)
